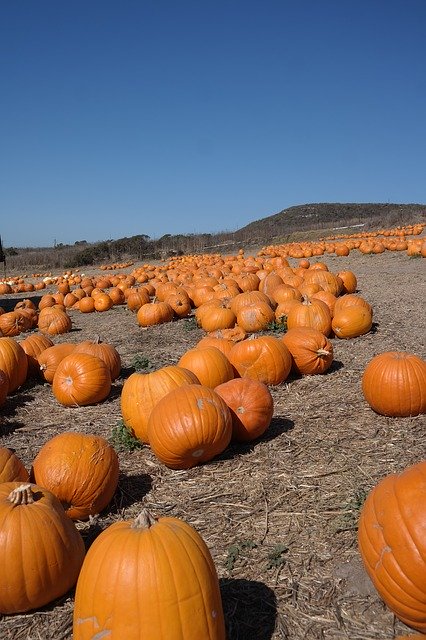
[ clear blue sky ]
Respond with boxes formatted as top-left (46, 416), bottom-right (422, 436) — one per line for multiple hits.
top-left (1, 1), bottom-right (425, 248)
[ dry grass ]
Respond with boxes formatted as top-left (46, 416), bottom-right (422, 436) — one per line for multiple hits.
top-left (0, 249), bottom-right (425, 639)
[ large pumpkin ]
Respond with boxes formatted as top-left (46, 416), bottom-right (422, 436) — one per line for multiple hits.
top-left (178, 346), bottom-right (234, 388)
top-left (37, 342), bottom-right (76, 383)
top-left (215, 377), bottom-right (274, 442)
top-left (73, 509), bottom-right (225, 639)
top-left (0, 447), bottom-right (29, 483)
top-left (147, 384), bottom-right (232, 469)
top-left (52, 352), bottom-right (111, 406)
top-left (120, 365), bottom-right (200, 443)
top-left (361, 351), bottom-right (426, 417)
top-left (0, 482), bottom-right (85, 613)
top-left (281, 326), bottom-right (334, 375)
top-left (358, 460), bottom-right (426, 632)
top-left (73, 336), bottom-right (121, 380)
top-left (0, 336), bottom-right (28, 393)
top-left (31, 432), bottom-right (119, 520)
top-left (228, 335), bottom-right (292, 386)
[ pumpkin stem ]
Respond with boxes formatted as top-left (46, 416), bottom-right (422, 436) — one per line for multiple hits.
top-left (94, 335), bottom-right (102, 344)
top-left (132, 509), bottom-right (157, 529)
top-left (8, 483), bottom-right (35, 506)
top-left (317, 349), bottom-right (331, 357)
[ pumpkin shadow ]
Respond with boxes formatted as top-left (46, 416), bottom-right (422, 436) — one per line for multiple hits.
top-left (217, 416), bottom-right (294, 462)
top-left (220, 577), bottom-right (278, 640)
top-left (109, 472), bottom-right (153, 514)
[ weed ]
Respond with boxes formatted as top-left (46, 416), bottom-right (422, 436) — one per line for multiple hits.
top-left (132, 354), bottom-right (151, 371)
top-left (225, 540), bottom-right (257, 573)
top-left (266, 319), bottom-right (287, 333)
top-left (183, 317), bottom-right (198, 331)
top-left (266, 543), bottom-right (289, 569)
top-left (110, 420), bottom-right (144, 452)
top-left (335, 487), bottom-right (368, 532)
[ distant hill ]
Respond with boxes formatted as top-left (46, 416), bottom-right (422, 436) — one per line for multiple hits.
top-left (4, 202), bottom-right (426, 271)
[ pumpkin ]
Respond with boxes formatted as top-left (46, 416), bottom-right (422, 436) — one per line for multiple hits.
top-left (73, 335), bottom-right (121, 380)
top-left (358, 460), bottom-right (426, 632)
top-left (332, 306), bottom-right (373, 339)
top-left (52, 352), bottom-right (111, 406)
top-left (196, 335), bottom-right (234, 359)
top-left (120, 365), bottom-right (200, 443)
top-left (73, 509), bottom-right (225, 639)
top-left (0, 369), bottom-right (8, 405)
top-left (79, 296), bottom-right (96, 313)
top-left (178, 346), bottom-right (234, 388)
top-left (228, 335), bottom-right (292, 386)
top-left (336, 270), bottom-right (357, 294)
top-left (0, 336), bottom-right (28, 393)
top-left (37, 342), bottom-right (77, 383)
top-left (286, 297), bottom-right (332, 336)
top-left (0, 311), bottom-right (27, 337)
top-left (37, 307), bottom-right (72, 335)
top-left (137, 300), bottom-right (174, 326)
top-left (362, 351), bottom-right (426, 417)
top-left (147, 384), bottom-right (232, 469)
top-left (215, 377), bottom-right (274, 442)
top-left (0, 447), bottom-right (29, 482)
top-left (236, 301), bottom-right (276, 333)
top-left (31, 432), bottom-right (119, 520)
top-left (281, 327), bottom-right (334, 375)
top-left (0, 482), bottom-right (85, 613)
top-left (19, 333), bottom-right (54, 377)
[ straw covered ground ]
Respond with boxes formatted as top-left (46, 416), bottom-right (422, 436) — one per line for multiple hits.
top-left (0, 248), bottom-right (425, 639)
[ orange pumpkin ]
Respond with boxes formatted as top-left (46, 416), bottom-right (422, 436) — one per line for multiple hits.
top-left (31, 432), bottom-right (119, 521)
top-left (0, 482), bottom-right (85, 613)
top-left (358, 460), bottom-right (426, 632)
top-left (52, 353), bottom-right (111, 406)
top-left (73, 336), bottom-right (121, 380)
top-left (147, 384), bottom-right (232, 469)
top-left (215, 377), bottom-right (274, 442)
top-left (286, 297), bottom-right (332, 336)
top-left (0, 447), bottom-right (29, 482)
top-left (362, 351), bottom-right (426, 417)
top-left (178, 346), bottom-right (234, 388)
top-left (73, 509), bottom-right (225, 639)
top-left (228, 335), bottom-right (292, 386)
top-left (0, 337), bottom-right (28, 393)
top-left (281, 327), bottom-right (334, 375)
top-left (332, 306), bottom-right (372, 339)
top-left (19, 333), bottom-right (54, 377)
top-left (120, 365), bottom-right (200, 443)
top-left (37, 342), bottom-right (76, 383)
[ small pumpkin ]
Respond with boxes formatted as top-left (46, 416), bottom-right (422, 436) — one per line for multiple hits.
top-left (31, 432), bottom-right (119, 520)
top-left (332, 306), bottom-right (373, 339)
top-left (147, 384), bottom-right (232, 469)
top-left (73, 509), bottom-right (225, 639)
top-left (52, 352), bottom-right (111, 406)
top-left (358, 460), bottom-right (426, 632)
top-left (362, 351), bottom-right (426, 417)
top-left (0, 482), bottom-right (85, 613)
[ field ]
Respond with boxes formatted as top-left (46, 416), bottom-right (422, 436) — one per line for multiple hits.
top-left (0, 246), bottom-right (425, 639)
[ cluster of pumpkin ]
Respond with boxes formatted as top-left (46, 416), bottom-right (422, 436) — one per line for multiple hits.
top-left (0, 334), bottom-right (120, 408)
top-left (0, 438), bottom-right (226, 639)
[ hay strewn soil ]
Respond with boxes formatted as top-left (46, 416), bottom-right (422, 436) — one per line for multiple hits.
top-left (0, 249), bottom-right (425, 640)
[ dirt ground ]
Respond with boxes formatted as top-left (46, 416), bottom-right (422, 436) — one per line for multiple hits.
top-left (0, 248), bottom-right (425, 639)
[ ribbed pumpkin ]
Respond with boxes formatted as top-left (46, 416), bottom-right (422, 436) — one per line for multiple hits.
top-left (228, 335), bottom-right (292, 386)
top-left (281, 327), bottom-right (334, 375)
top-left (31, 432), bottom-right (119, 520)
top-left (0, 336), bottom-right (28, 393)
top-left (362, 351), bottom-right (426, 417)
top-left (73, 509), bottom-right (225, 639)
top-left (0, 310), bottom-right (27, 336)
top-left (73, 336), bottom-right (121, 380)
top-left (136, 301), bottom-right (174, 327)
top-left (0, 447), bottom-right (29, 482)
top-left (120, 365), bottom-right (200, 443)
top-left (37, 342), bottom-right (76, 383)
top-left (0, 482), bottom-right (85, 613)
top-left (236, 301), bottom-right (275, 333)
top-left (332, 306), bottom-right (373, 339)
top-left (215, 377), bottom-right (274, 442)
top-left (358, 460), bottom-right (426, 632)
top-left (147, 384), bottom-right (232, 469)
top-left (0, 369), bottom-right (8, 405)
top-left (286, 297), bottom-right (332, 336)
top-left (52, 353), bottom-right (111, 406)
top-left (37, 307), bottom-right (72, 335)
top-left (19, 333), bottom-right (54, 377)
top-left (178, 346), bottom-right (234, 388)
